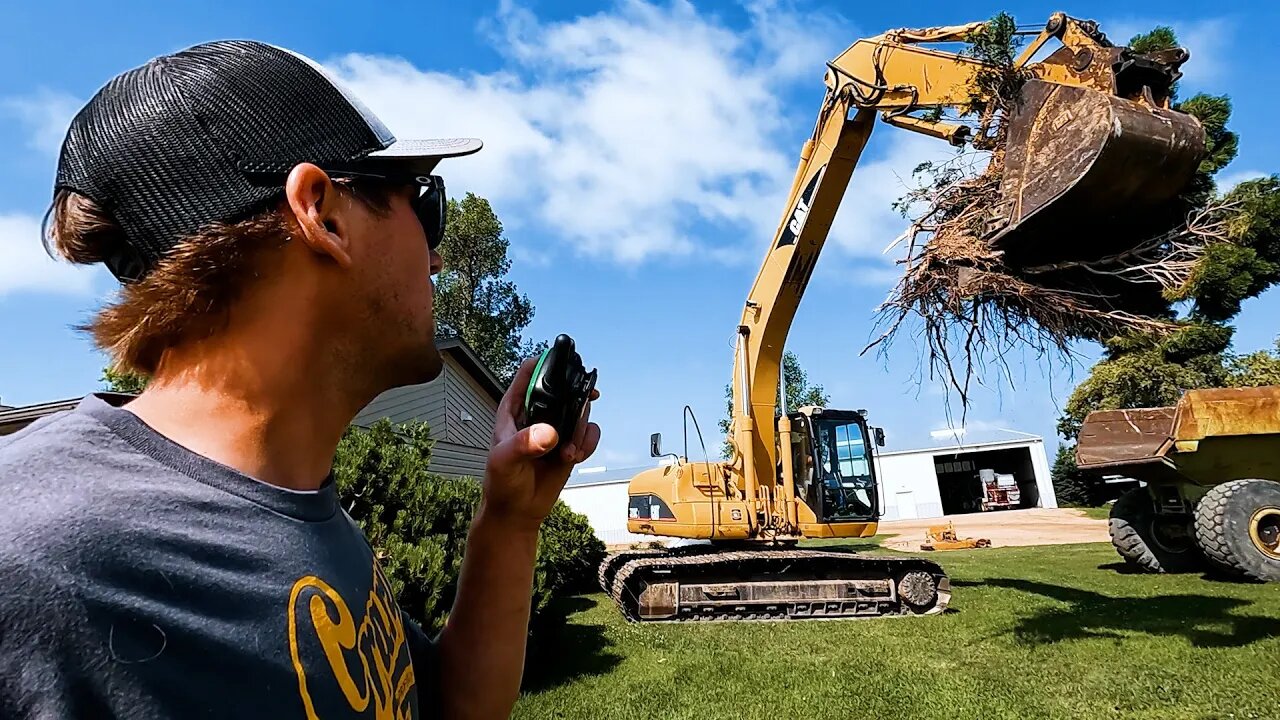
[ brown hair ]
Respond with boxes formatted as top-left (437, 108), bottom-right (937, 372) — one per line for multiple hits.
top-left (46, 179), bottom-right (396, 377)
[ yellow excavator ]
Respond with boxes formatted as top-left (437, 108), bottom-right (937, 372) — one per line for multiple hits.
top-left (598, 12), bottom-right (1207, 622)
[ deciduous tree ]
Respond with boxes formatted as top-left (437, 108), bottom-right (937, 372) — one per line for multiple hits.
top-left (434, 192), bottom-right (547, 385)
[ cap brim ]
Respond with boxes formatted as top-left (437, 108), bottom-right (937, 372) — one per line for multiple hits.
top-left (367, 137), bottom-right (483, 160)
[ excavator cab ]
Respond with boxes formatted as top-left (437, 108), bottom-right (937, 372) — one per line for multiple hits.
top-left (789, 409), bottom-right (879, 523)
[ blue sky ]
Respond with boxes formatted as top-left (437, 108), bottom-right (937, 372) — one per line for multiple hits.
top-left (3, 0), bottom-right (1279, 471)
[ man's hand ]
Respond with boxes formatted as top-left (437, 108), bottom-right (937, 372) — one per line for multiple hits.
top-left (481, 356), bottom-right (601, 531)
top-left (436, 356), bottom-right (601, 719)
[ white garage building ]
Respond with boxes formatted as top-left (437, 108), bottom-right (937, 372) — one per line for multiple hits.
top-left (559, 429), bottom-right (1056, 546)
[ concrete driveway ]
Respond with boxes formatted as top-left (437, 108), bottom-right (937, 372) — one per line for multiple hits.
top-left (877, 508), bottom-right (1109, 550)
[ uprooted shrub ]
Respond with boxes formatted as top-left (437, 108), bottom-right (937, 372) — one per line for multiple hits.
top-left (862, 13), bottom-right (1248, 411)
top-left (333, 418), bottom-right (606, 640)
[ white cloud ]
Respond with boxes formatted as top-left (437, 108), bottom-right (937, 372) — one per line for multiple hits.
top-left (848, 263), bottom-right (905, 288)
top-left (927, 417), bottom-right (1029, 446)
top-left (1174, 17), bottom-right (1231, 87)
top-left (932, 417), bottom-right (1012, 433)
top-left (0, 214), bottom-right (98, 298)
top-left (2, 89), bottom-right (80, 155)
top-left (1216, 168), bottom-right (1269, 193)
top-left (585, 447), bottom-right (650, 469)
top-left (323, 0), bottom-right (856, 265)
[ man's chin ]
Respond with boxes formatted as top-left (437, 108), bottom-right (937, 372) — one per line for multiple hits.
top-left (371, 343), bottom-right (442, 392)
top-left (405, 346), bottom-right (444, 386)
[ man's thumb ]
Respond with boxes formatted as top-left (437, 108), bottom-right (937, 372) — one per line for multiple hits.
top-left (498, 423), bottom-right (558, 463)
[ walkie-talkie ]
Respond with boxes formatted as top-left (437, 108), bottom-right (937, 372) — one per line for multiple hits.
top-left (523, 334), bottom-right (597, 453)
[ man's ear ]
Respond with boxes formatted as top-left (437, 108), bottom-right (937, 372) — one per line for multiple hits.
top-left (284, 163), bottom-right (353, 269)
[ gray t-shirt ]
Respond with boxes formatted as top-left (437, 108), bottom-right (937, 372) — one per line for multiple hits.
top-left (0, 393), bottom-right (442, 718)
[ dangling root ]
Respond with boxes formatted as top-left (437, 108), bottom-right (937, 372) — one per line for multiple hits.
top-left (861, 154), bottom-right (1237, 409)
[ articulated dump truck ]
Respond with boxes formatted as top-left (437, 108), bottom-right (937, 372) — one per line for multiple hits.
top-left (1076, 386), bottom-right (1280, 582)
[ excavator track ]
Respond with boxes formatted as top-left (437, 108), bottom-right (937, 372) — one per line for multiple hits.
top-left (605, 547), bottom-right (951, 623)
top-left (596, 547), bottom-right (668, 593)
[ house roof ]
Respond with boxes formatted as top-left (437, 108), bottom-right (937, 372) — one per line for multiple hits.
top-left (0, 398), bottom-right (84, 431)
top-left (0, 394), bottom-right (137, 435)
top-left (566, 463), bottom-right (672, 487)
top-left (435, 335), bottom-right (506, 403)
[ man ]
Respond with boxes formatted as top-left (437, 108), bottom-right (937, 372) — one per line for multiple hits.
top-left (0, 40), bottom-right (599, 719)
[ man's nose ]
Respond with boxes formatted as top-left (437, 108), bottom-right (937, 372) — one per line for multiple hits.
top-left (429, 249), bottom-right (443, 275)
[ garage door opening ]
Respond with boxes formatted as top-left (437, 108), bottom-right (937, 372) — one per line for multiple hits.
top-left (933, 447), bottom-right (1040, 515)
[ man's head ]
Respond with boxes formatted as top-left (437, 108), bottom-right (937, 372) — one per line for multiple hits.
top-left (45, 40), bottom-right (481, 395)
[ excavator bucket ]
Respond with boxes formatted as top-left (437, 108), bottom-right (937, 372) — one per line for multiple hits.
top-left (989, 79), bottom-right (1206, 267)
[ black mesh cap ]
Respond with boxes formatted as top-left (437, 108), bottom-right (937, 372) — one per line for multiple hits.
top-left (54, 39), bottom-right (481, 282)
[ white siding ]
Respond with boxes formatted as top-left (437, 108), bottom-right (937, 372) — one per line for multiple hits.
top-left (875, 451), bottom-right (944, 520)
top-left (351, 349), bottom-right (500, 481)
top-left (442, 357), bottom-right (498, 448)
top-left (1029, 440), bottom-right (1058, 509)
top-left (430, 440), bottom-right (488, 479)
top-left (354, 382), bottom-right (446, 430)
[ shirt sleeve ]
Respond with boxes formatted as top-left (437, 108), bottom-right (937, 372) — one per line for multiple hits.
top-left (402, 612), bottom-right (444, 720)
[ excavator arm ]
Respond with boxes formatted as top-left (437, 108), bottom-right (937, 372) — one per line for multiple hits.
top-left (727, 12), bottom-right (1200, 533)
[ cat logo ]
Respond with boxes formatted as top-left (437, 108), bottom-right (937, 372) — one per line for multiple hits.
top-left (776, 164), bottom-right (827, 248)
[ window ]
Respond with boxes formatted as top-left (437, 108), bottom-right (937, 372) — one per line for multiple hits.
top-left (811, 417), bottom-right (876, 521)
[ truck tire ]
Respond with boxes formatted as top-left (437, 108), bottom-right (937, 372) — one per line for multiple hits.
top-left (1109, 488), bottom-right (1203, 573)
top-left (1193, 479), bottom-right (1280, 583)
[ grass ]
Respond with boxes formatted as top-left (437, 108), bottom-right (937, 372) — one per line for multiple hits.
top-left (515, 542), bottom-right (1280, 720)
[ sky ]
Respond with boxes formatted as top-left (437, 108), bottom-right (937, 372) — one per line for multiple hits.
top-left (3, 0), bottom-right (1279, 473)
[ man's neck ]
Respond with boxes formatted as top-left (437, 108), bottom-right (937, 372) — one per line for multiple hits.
top-left (123, 343), bottom-right (379, 492)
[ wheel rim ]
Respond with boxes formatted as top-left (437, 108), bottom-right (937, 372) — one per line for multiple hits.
top-left (1249, 507), bottom-right (1280, 560)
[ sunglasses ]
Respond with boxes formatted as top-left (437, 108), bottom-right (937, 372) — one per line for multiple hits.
top-left (405, 174), bottom-right (447, 250)
top-left (325, 169), bottom-right (447, 250)
top-left (247, 165), bottom-right (448, 250)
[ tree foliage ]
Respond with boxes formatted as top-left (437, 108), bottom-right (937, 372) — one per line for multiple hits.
top-left (959, 11), bottom-right (1031, 120)
top-left (434, 192), bottom-right (547, 385)
top-left (1226, 339), bottom-right (1280, 387)
top-left (333, 418), bottom-right (605, 637)
top-left (718, 350), bottom-right (830, 459)
top-left (102, 366), bottom-right (149, 393)
top-left (1128, 26), bottom-right (1177, 55)
top-left (1050, 444), bottom-right (1092, 507)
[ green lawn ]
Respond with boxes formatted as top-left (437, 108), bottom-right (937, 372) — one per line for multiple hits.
top-left (515, 542), bottom-right (1280, 720)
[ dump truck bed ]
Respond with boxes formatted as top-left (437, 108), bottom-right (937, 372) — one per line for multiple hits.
top-left (1077, 386), bottom-right (1280, 486)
